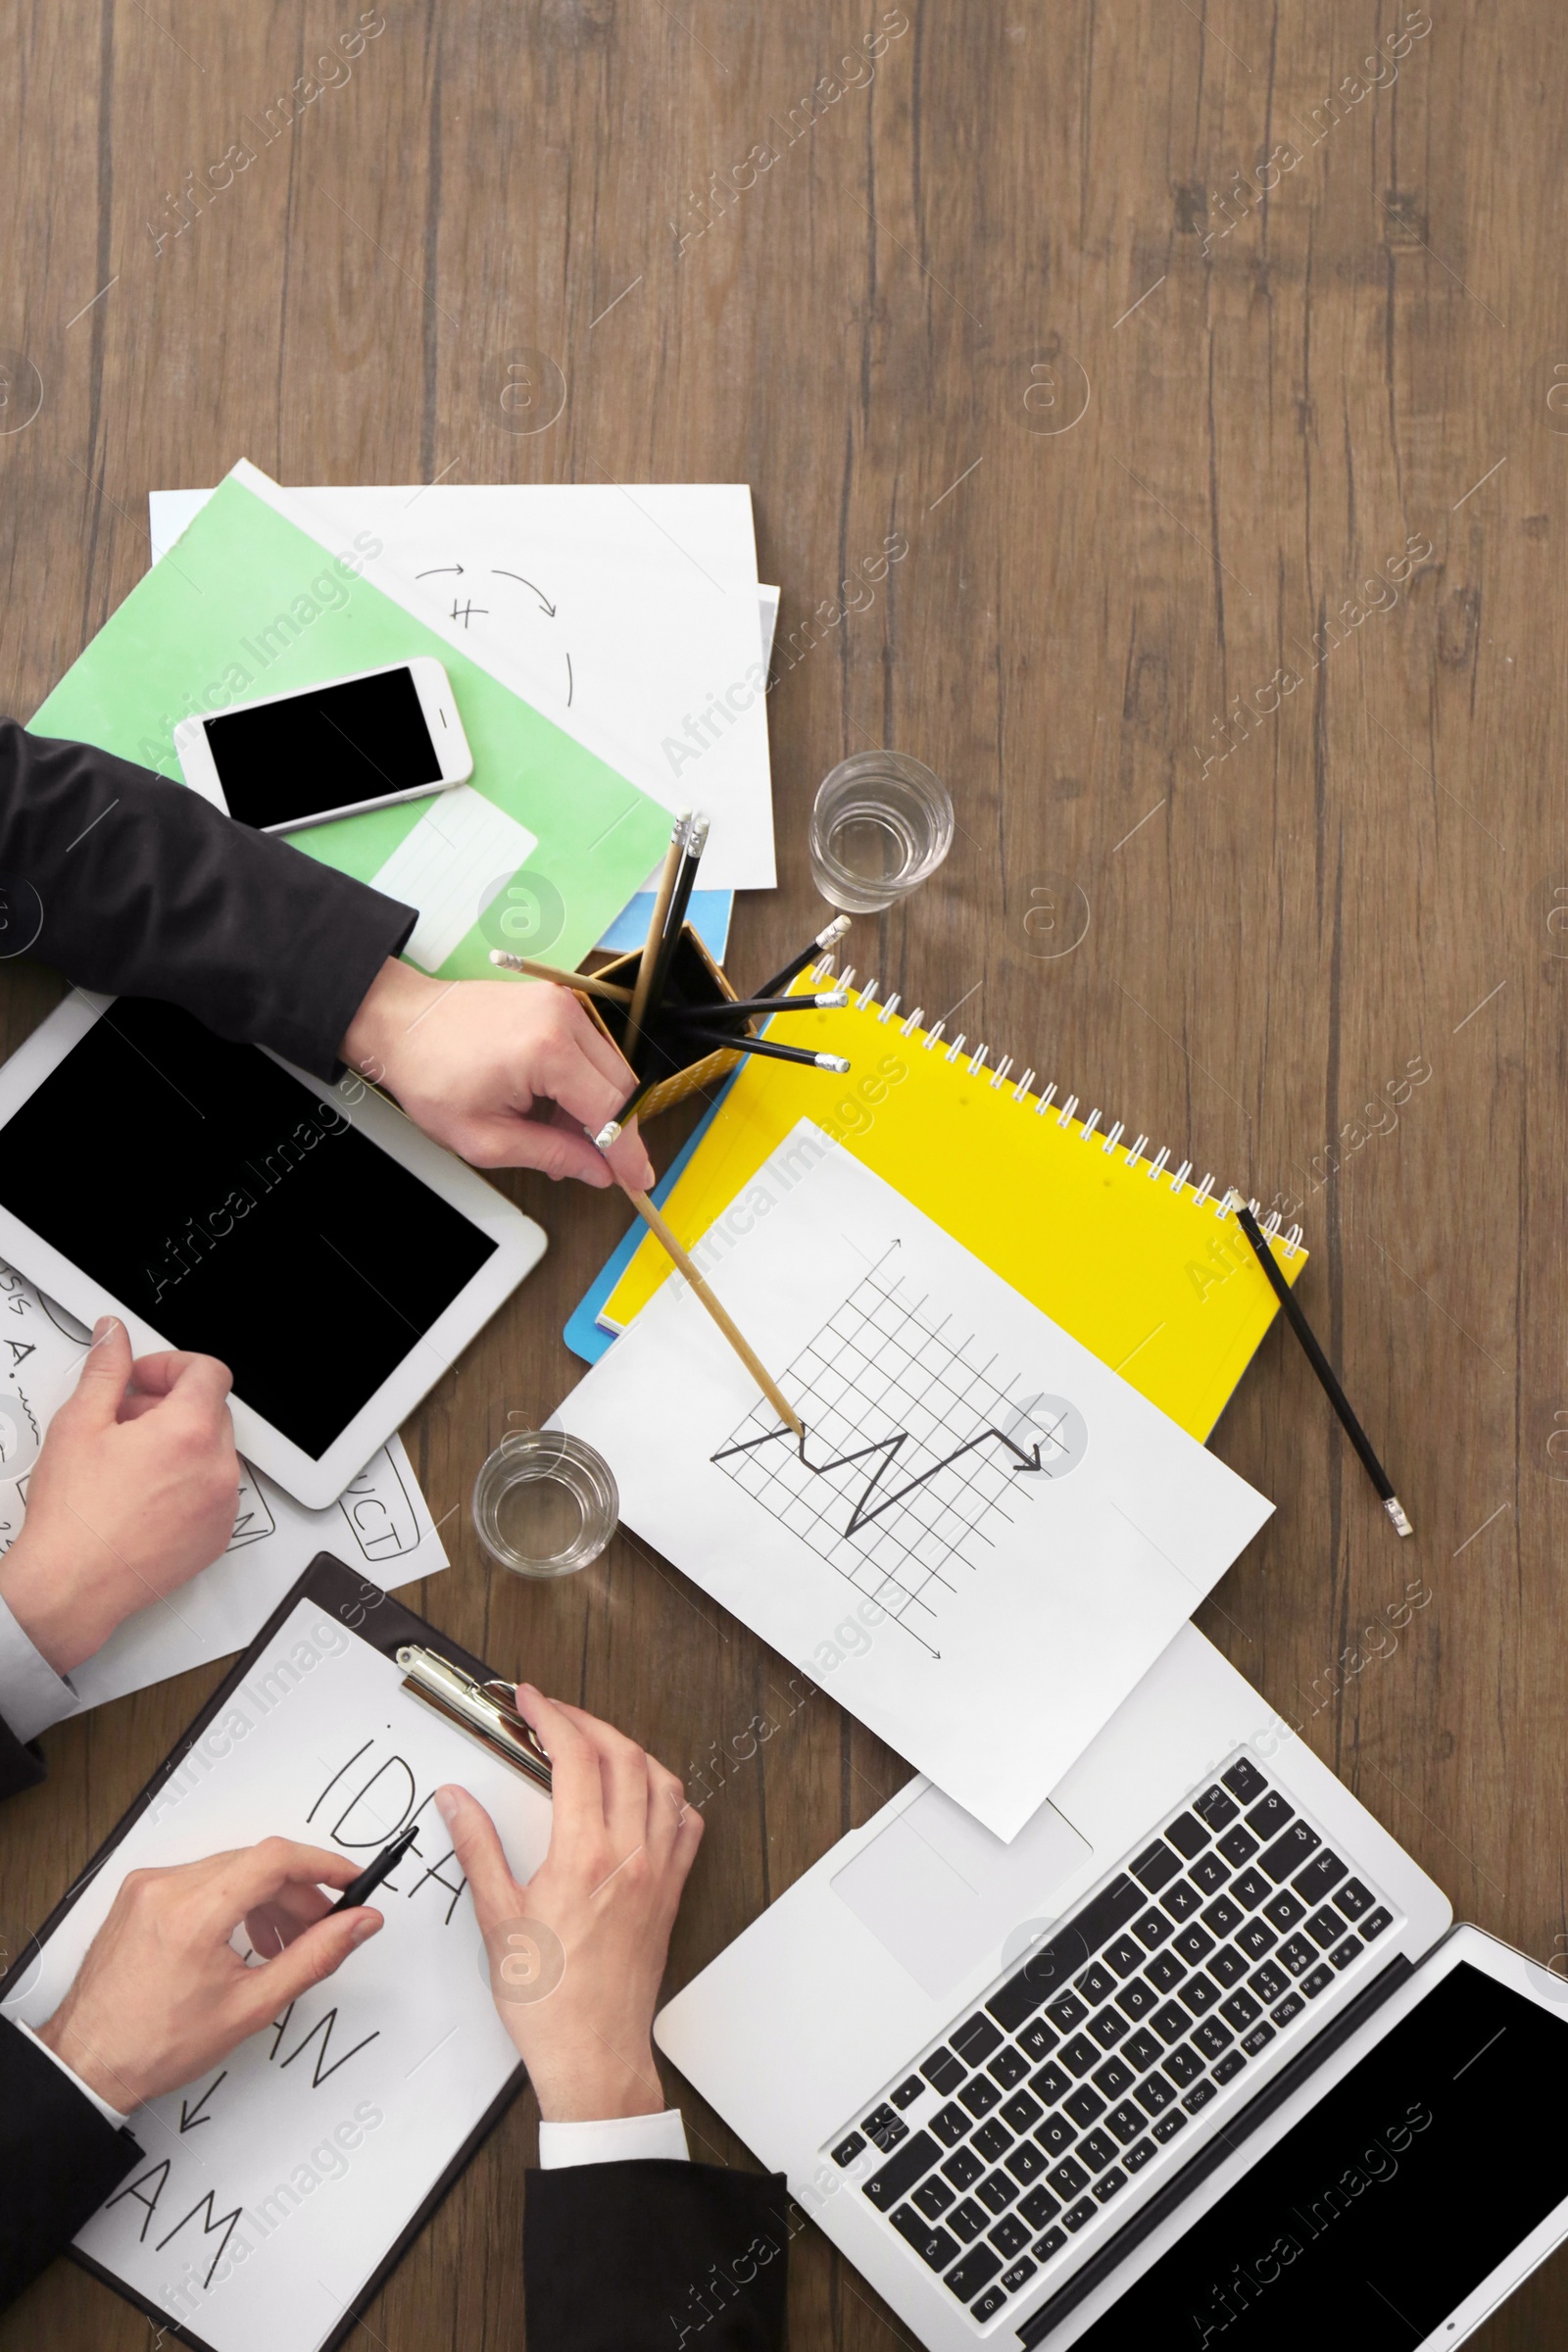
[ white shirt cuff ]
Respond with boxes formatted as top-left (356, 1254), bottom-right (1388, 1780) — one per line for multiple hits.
top-left (538, 2108), bottom-right (689, 2169)
top-left (0, 1593), bottom-right (82, 1744)
top-left (14, 2019), bottom-right (133, 2129)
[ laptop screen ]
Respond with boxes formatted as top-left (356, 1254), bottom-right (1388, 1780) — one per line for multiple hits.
top-left (1069, 1959), bottom-right (1568, 2344)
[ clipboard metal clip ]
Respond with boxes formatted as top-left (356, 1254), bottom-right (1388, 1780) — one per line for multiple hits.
top-left (396, 1644), bottom-right (553, 1793)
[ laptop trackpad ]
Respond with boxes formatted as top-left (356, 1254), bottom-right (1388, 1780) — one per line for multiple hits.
top-left (830, 1784), bottom-right (1095, 2000)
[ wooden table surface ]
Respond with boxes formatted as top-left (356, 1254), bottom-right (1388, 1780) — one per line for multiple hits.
top-left (1, 3), bottom-right (1563, 2344)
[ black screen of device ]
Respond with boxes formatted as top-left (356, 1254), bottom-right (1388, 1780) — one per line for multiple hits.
top-left (1069, 1959), bottom-right (1568, 2345)
top-left (201, 666), bottom-right (441, 827)
top-left (0, 999), bottom-right (497, 1460)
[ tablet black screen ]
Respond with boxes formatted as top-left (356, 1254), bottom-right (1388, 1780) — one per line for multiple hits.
top-left (0, 999), bottom-right (498, 1460)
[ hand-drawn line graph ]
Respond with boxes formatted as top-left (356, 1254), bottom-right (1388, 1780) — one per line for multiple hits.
top-left (710, 1246), bottom-right (1087, 1652)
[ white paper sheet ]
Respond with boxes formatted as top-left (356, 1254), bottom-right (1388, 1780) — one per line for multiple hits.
top-left (366, 786), bottom-right (536, 972)
top-left (149, 486), bottom-right (776, 891)
top-left (0, 1260), bottom-right (448, 1709)
top-left (554, 1130), bottom-right (1274, 1839)
top-left (3, 1597), bottom-right (549, 2352)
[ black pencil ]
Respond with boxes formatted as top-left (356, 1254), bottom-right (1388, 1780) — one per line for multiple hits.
top-left (329, 1823), bottom-right (420, 1912)
top-left (633, 815), bottom-right (710, 1071)
top-left (668, 989), bottom-right (849, 1023)
top-left (680, 1026), bottom-right (850, 1073)
top-left (1233, 1198), bottom-right (1412, 1537)
top-left (755, 914), bottom-right (852, 1003)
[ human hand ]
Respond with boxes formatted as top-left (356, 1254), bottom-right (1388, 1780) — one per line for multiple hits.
top-left (35, 1838), bottom-right (382, 2112)
top-left (339, 958), bottom-right (655, 1190)
top-left (0, 1319), bottom-right (240, 1675)
top-left (436, 1686), bottom-right (702, 2121)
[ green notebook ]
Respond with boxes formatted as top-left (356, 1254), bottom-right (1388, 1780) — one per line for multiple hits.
top-left (32, 460), bottom-right (668, 978)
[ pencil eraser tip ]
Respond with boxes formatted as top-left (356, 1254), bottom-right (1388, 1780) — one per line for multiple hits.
top-left (1384, 1496), bottom-right (1414, 1538)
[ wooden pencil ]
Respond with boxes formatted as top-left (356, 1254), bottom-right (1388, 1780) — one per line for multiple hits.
top-left (488, 952), bottom-right (634, 1004)
top-left (623, 811), bottom-right (691, 1069)
top-left (619, 1184), bottom-right (804, 1441)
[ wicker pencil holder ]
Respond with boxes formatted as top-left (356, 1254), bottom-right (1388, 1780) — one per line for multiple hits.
top-left (586, 925), bottom-right (756, 1123)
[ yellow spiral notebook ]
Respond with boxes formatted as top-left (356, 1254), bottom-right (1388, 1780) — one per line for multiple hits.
top-left (598, 962), bottom-right (1305, 1442)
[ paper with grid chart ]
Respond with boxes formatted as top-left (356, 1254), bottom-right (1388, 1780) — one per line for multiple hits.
top-left (555, 1127), bottom-right (1272, 1838)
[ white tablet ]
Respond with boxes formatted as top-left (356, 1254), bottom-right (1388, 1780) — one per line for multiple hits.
top-left (0, 992), bottom-right (546, 1508)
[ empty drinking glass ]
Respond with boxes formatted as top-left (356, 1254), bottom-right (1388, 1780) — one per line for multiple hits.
top-left (808, 750), bottom-right (954, 914)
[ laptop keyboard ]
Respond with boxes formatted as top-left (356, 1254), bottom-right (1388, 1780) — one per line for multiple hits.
top-left (825, 1751), bottom-right (1398, 2328)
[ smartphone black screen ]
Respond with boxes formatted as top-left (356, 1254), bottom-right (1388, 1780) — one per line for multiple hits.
top-left (201, 667), bottom-right (442, 828)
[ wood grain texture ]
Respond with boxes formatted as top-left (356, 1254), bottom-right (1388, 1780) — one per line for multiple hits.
top-left (0, 2), bottom-right (1562, 2343)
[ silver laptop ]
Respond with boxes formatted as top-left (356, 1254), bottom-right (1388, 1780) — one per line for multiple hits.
top-left (657, 1623), bottom-right (1568, 2346)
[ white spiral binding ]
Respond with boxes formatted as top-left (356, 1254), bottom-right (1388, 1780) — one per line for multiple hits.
top-left (819, 978), bottom-right (1297, 1253)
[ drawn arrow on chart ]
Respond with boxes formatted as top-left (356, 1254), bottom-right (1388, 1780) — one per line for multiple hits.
top-left (415, 564), bottom-right (464, 577)
top-left (491, 569), bottom-right (557, 616)
top-left (178, 2071), bottom-right (227, 2131)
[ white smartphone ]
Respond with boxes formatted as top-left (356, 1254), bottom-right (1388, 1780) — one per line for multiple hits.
top-left (172, 657), bottom-right (473, 832)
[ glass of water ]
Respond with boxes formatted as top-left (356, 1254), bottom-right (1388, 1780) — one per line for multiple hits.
top-left (808, 750), bottom-right (954, 914)
top-left (471, 1428), bottom-right (618, 1579)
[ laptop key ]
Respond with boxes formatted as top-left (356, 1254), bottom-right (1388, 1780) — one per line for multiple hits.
top-left (1135, 2070), bottom-right (1175, 2113)
top-left (988, 2044), bottom-right (1030, 2088)
top-left (1212, 2050), bottom-right (1248, 2084)
top-left (1151, 2000), bottom-right (1193, 2043)
top-left (1017, 2018), bottom-right (1059, 2062)
top-left (977, 2169), bottom-right (1019, 2215)
top-left (1301, 1964), bottom-right (1335, 1999)
top-left (1062, 2198), bottom-right (1097, 2232)
top-left (1249, 1959), bottom-right (1289, 2003)
top-left (1361, 1907), bottom-right (1394, 1940)
top-left (1036, 2114), bottom-right (1076, 2156)
top-left (1075, 1961), bottom-right (1117, 2005)
top-left (1270, 1993), bottom-right (1304, 2028)
top-left (1220, 1988), bottom-right (1261, 2031)
top-left (863, 2132), bottom-right (942, 2208)
top-left (1208, 1944), bottom-right (1248, 1988)
top-left (1133, 1906), bottom-right (1173, 1947)
top-left (1106, 2101), bottom-right (1145, 2145)
top-left (1088, 2005), bottom-right (1128, 2049)
top-left (1105, 1935), bottom-right (1146, 1978)
top-left (1093, 2167), bottom-right (1128, 2203)
top-left (1163, 1881), bottom-right (1202, 1921)
top-left (1182, 2080), bottom-right (1217, 2114)
top-left (1222, 1756), bottom-right (1269, 1802)
top-left (891, 2074), bottom-right (925, 2109)
top-left (1033, 2226), bottom-right (1068, 2259)
top-left (1330, 1936), bottom-right (1362, 1969)
top-left (1001, 2090), bottom-right (1044, 2132)
top-left (1005, 2140), bottom-right (1050, 2184)
top-left (1279, 1935), bottom-right (1318, 1977)
top-left (1118, 1976), bottom-right (1157, 2021)
top-left (942, 2146), bottom-right (984, 2190)
top-left (1217, 1823), bottom-right (1258, 1866)
top-left (1091, 2056), bottom-right (1135, 2099)
top-left (861, 2103), bottom-right (905, 2149)
top-left (1001, 2256), bottom-right (1039, 2293)
top-left (970, 2284), bottom-right (1007, 2321)
top-left (1124, 2135), bottom-right (1156, 2173)
top-left (951, 2014), bottom-right (1004, 2067)
top-left (1045, 1991), bottom-right (1089, 2033)
top-left (1241, 2022), bottom-right (1276, 2056)
top-left (989, 2214), bottom-right (1030, 2258)
top-left (1293, 1849), bottom-right (1347, 1903)
top-left (890, 2205), bottom-right (959, 2270)
top-left (1191, 2018), bottom-right (1234, 2060)
top-left (1262, 1889), bottom-right (1305, 1933)
top-left (1245, 1790), bottom-right (1294, 1838)
top-left (1180, 1973), bottom-right (1220, 2015)
top-left (1260, 1822), bottom-right (1321, 1883)
top-left (944, 2245), bottom-right (1002, 2302)
top-left (959, 2074), bottom-right (1002, 2117)
top-left (1165, 1811), bottom-right (1209, 1857)
top-left (921, 2045), bottom-right (967, 2095)
top-left (972, 2120), bottom-right (1013, 2163)
top-left (1131, 1838), bottom-right (1181, 1893)
top-left (1336, 1877), bottom-right (1375, 1920)
top-left (1232, 1867), bottom-right (1271, 1909)
top-left (930, 2102), bottom-right (969, 2147)
top-left (1194, 1784), bottom-right (1240, 1831)
top-left (912, 2176), bottom-right (956, 2220)
top-left (1304, 1904), bottom-right (1345, 1949)
top-left (1047, 2157), bottom-right (1091, 2200)
top-left (1029, 2061), bottom-right (1072, 2103)
top-left (1078, 2129), bottom-right (1118, 2173)
top-left (1020, 2184), bottom-right (1063, 2229)
top-left (1201, 1894), bottom-right (1244, 1938)
top-left (948, 2196), bottom-right (987, 2242)
top-left (1189, 1852), bottom-right (1230, 1895)
top-left (1062, 2084), bottom-right (1106, 2128)
top-left (1165, 2044), bottom-right (1204, 2087)
top-left (1173, 1924), bottom-right (1216, 1966)
top-left (1123, 2028), bottom-right (1163, 2073)
top-left (1061, 2034), bottom-right (1100, 2079)
top-left (1146, 1950), bottom-right (1188, 1993)
top-left (832, 2132), bottom-right (866, 2167)
top-left (1152, 2108), bottom-right (1188, 2142)
top-left (1236, 1918), bottom-right (1277, 1961)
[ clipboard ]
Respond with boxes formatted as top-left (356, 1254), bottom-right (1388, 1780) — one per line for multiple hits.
top-left (0, 1551), bottom-right (546, 2352)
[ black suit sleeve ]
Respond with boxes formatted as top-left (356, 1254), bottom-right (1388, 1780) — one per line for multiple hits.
top-left (0, 1718), bottom-right (44, 1802)
top-left (0, 718), bottom-right (416, 1079)
top-left (0, 2019), bottom-right (143, 2308)
top-left (524, 2160), bottom-right (791, 2350)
